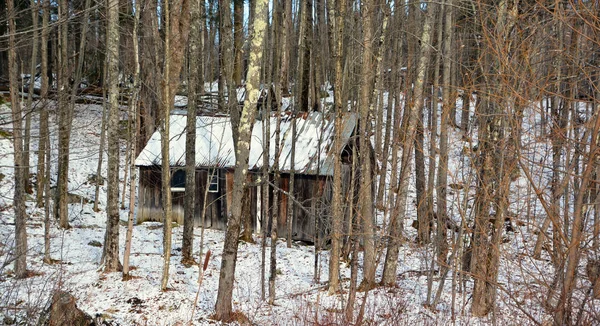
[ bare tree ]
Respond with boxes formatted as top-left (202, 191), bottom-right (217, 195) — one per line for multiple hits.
top-left (382, 3), bottom-right (435, 287)
top-left (214, 0), bottom-right (267, 319)
top-left (102, 0), bottom-right (123, 272)
top-left (39, 0), bottom-right (52, 263)
top-left (123, 0), bottom-right (141, 279)
top-left (160, 0), bottom-right (192, 291)
top-left (358, 0), bottom-right (376, 290)
top-left (327, 0), bottom-right (346, 295)
top-left (181, 0), bottom-right (205, 266)
top-left (7, 0), bottom-right (28, 278)
top-left (56, 0), bottom-right (71, 229)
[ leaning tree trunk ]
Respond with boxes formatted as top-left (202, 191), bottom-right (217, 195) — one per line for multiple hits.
top-left (102, 0), bottom-right (122, 272)
top-left (214, 0), bottom-right (267, 320)
top-left (381, 2), bottom-right (435, 287)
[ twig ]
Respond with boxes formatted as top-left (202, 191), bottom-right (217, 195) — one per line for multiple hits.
top-left (189, 250), bottom-right (211, 324)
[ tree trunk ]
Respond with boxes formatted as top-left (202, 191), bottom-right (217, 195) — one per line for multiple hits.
top-left (181, 0), bottom-right (204, 266)
top-left (260, 93), bottom-right (271, 298)
top-left (470, 0), bottom-right (516, 315)
top-left (24, 0), bottom-right (39, 195)
top-left (357, 0), bottom-right (376, 291)
top-left (123, 0), bottom-right (141, 279)
top-left (296, 0), bottom-right (311, 112)
top-left (160, 0), bottom-right (192, 291)
top-left (269, 99), bottom-right (282, 305)
top-left (214, 0), bottom-right (267, 319)
top-left (102, 0), bottom-right (122, 273)
top-left (39, 0), bottom-right (52, 263)
top-left (37, 0), bottom-right (50, 209)
top-left (93, 95), bottom-right (108, 212)
top-left (327, 0), bottom-right (346, 295)
top-left (233, 0), bottom-right (244, 85)
top-left (381, 2), bottom-right (435, 287)
top-left (280, 0), bottom-right (292, 94)
top-left (436, 0), bottom-right (453, 263)
top-left (7, 0), bottom-right (28, 278)
top-left (56, 0), bottom-right (71, 229)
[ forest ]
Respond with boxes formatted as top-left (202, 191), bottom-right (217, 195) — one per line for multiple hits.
top-left (1, 0), bottom-right (599, 324)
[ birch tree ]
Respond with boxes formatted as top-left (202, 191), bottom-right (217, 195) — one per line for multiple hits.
top-left (214, 0), bottom-right (267, 319)
top-left (123, 0), bottom-right (141, 279)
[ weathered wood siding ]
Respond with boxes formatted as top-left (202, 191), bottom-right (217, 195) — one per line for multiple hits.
top-left (137, 166), bottom-right (257, 231)
top-left (137, 166), bottom-right (353, 243)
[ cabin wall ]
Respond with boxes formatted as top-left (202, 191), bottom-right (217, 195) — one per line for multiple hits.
top-left (137, 166), bottom-right (353, 244)
top-left (137, 166), bottom-right (256, 230)
top-left (137, 166), bottom-right (164, 224)
top-left (266, 173), bottom-right (346, 243)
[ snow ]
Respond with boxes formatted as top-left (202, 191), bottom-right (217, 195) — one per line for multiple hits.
top-left (135, 111), bottom-right (357, 175)
top-left (0, 96), bottom-right (594, 325)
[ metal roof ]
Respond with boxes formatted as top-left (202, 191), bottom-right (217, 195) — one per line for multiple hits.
top-left (135, 111), bottom-right (357, 176)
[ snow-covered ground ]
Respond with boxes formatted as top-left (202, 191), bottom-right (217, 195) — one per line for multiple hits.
top-left (0, 97), bottom-right (594, 325)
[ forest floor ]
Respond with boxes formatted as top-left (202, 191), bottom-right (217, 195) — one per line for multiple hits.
top-left (0, 100), bottom-right (595, 325)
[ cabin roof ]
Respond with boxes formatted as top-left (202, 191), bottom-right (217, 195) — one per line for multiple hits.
top-left (134, 111), bottom-right (357, 176)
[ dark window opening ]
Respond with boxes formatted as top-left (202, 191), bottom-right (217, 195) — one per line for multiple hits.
top-left (171, 169), bottom-right (186, 192)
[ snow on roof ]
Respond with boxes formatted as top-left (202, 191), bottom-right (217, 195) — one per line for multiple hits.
top-left (135, 111), bottom-right (357, 176)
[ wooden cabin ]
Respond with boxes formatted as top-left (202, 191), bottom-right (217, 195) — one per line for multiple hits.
top-left (134, 111), bottom-right (357, 242)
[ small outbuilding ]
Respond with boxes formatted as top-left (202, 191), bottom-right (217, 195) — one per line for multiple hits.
top-left (134, 110), bottom-right (357, 242)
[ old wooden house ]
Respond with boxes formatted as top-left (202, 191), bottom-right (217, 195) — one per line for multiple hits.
top-left (134, 110), bottom-right (357, 242)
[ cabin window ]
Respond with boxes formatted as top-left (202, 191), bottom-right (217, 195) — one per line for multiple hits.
top-left (208, 169), bottom-right (219, 193)
top-left (171, 169), bottom-right (186, 192)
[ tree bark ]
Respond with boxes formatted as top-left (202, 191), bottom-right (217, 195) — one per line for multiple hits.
top-left (357, 0), bottom-right (376, 291)
top-left (160, 0), bottom-right (192, 291)
top-left (214, 0), bottom-right (267, 319)
top-left (182, 0), bottom-right (205, 266)
top-left (7, 0), bottom-right (28, 278)
top-left (280, 0), bottom-right (292, 94)
top-left (123, 0), bottom-right (141, 279)
top-left (436, 0), bottom-right (453, 263)
top-left (381, 4), bottom-right (435, 287)
top-left (233, 0), bottom-right (244, 85)
top-left (37, 0), bottom-right (50, 209)
top-left (327, 0), bottom-right (346, 295)
top-left (39, 0), bottom-right (52, 263)
top-left (56, 0), bottom-right (71, 229)
top-left (470, 0), bottom-right (516, 315)
top-left (269, 98), bottom-right (282, 305)
top-left (102, 0), bottom-right (123, 273)
top-left (23, 0), bottom-right (39, 194)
